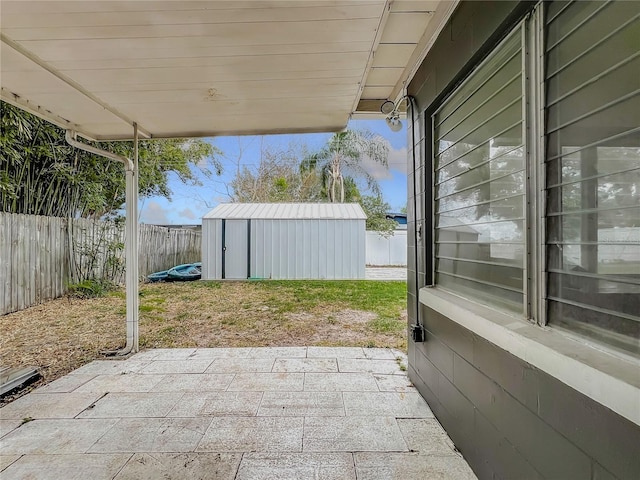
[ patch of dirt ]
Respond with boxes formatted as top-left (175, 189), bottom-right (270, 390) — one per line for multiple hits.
top-left (1, 281), bottom-right (407, 405)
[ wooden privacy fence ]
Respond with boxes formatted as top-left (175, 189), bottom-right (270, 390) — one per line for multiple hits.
top-left (0, 212), bottom-right (201, 315)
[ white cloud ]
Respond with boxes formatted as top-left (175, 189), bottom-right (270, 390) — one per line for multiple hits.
top-left (387, 146), bottom-right (408, 175)
top-left (140, 201), bottom-right (170, 225)
top-left (179, 207), bottom-right (196, 220)
top-left (358, 145), bottom-right (408, 180)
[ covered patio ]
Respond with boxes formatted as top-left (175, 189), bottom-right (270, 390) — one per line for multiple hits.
top-left (0, 1), bottom-right (479, 478)
top-left (0, 347), bottom-right (476, 479)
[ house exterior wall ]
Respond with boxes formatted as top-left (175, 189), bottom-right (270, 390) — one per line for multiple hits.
top-left (406, 1), bottom-right (640, 479)
top-left (413, 304), bottom-right (640, 480)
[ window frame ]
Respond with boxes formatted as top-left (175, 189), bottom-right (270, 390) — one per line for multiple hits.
top-left (428, 1), bottom-right (639, 354)
top-left (430, 19), bottom-right (532, 319)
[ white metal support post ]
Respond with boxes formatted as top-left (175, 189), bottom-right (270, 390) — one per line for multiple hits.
top-left (65, 126), bottom-right (139, 354)
top-left (124, 124), bottom-right (139, 353)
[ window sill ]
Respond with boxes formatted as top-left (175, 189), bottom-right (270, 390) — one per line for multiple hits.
top-left (419, 287), bottom-right (640, 426)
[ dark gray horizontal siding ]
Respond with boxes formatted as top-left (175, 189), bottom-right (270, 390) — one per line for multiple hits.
top-left (410, 305), bottom-right (640, 479)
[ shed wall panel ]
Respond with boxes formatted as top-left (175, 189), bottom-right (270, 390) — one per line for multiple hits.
top-left (246, 218), bottom-right (364, 280)
top-left (201, 218), bottom-right (222, 280)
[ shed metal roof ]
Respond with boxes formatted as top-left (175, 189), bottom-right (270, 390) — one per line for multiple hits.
top-left (203, 203), bottom-right (367, 220)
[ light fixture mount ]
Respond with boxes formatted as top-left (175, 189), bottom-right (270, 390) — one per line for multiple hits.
top-left (380, 100), bottom-right (395, 115)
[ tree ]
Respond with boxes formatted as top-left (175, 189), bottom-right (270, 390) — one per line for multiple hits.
top-left (0, 102), bottom-right (222, 218)
top-left (227, 134), bottom-right (395, 237)
top-left (361, 194), bottom-right (398, 237)
top-left (229, 142), bottom-right (323, 203)
top-left (312, 130), bottom-right (390, 203)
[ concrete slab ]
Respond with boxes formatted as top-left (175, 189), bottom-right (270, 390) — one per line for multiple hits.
top-left (227, 373), bottom-right (304, 391)
top-left (167, 392), bottom-right (263, 417)
top-left (0, 454), bottom-right (21, 472)
top-left (150, 373), bottom-right (235, 392)
top-left (69, 359), bottom-right (149, 376)
top-left (363, 347), bottom-right (400, 360)
top-left (343, 392), bottom-right (433, 418)
top-left (373, 374), bottom-right (416, 392)
top-left (0, 392), bottom-right (102, 419)
top-left (74, 374), bottom-right (165, 393)
top-left (113, 452), bottom-right (241, 480)
top-left (1, 453), bottom-right (132, 480)
top-left (248, 347), bottom-right (308, 358)
top-left (205, 358), bottom-right (275, 373)
top-left (258, 392), bottom-right (344, 417)
top-left (0, 420), bottom-right (22, 439)
top-left (338, 358), bottom-right (403, 375)
top-left (0, 419), bottom-right (119, 454)
top-left (236, 453), bottom-right (356, 480)
top-left (77, 392), bottom-right (183, 418)
top-left (190, 347), bottom-right (253, 359)
top-left (139, 360), bottom-right (213, 374)
top-left (31, 374), bottom-right (96, 393)
top-left (303, 373), bottom-right (379, 392)
top-left (272, 358), bottom-right (338, 373)
top-left (354, 452), bottom-right (478, 479)
top-left (303, 416), bottom-right (407, 452)
top-left (125, 349), bottom-right (160, 361)
top-left (88, 417), bottom-right (211, 453)
top-left (365, 267), bottom-right (407, 281)
top-left (197, 417), bottom-right (303, 453)
top-left (0, 347), bottom-right (477, 479)
top-left (307, 347), bottom-right (366, 358)
top-left (396, 418), bottom-right (457, 455)
top-left (145, 348), bottom-right (197, 360)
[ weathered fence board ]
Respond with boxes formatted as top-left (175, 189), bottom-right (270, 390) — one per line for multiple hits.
top-left (0, 213), bottom-right (201, 315)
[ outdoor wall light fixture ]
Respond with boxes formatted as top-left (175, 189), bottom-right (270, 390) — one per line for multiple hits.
top-left (381, 98), bottom-right (406, 132)
top-left (385, 113), bottom-right (403, 132)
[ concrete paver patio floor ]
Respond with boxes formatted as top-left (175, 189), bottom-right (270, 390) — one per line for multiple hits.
top-left (0, 347), bottom-right (477, 479)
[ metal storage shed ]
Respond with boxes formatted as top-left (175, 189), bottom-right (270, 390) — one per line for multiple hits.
top-left (202, 203), bottom-right (366, 280)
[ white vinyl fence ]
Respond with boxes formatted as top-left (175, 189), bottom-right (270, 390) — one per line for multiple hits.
top-left (366, 230), bottom-right (407, 266)
top-left (0, 212), bottom-right (201, 315)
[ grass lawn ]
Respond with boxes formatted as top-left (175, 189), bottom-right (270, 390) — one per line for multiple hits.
top-left (1, 280), bottom-right (407, 403)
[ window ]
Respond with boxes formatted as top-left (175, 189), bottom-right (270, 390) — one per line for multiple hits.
top-left (429, 1), bottom-right (639, 355)
top-left (545, 1), bottom-right (640, 355)
top-left (433, 29), bottom-right (525, 313)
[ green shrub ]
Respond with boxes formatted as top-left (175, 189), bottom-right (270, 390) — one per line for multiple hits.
top-left (67, 279), bottom-right (114, 299)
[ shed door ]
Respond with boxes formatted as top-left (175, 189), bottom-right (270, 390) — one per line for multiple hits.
top-left (223, 219), bottom-right (249, 279)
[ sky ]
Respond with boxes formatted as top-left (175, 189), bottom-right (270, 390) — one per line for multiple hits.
top-left (138, 118), bottom-right (408, 225)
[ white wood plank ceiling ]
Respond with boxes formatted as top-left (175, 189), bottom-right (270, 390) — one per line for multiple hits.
top-left (0, 1), bottom-right (452, 140)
